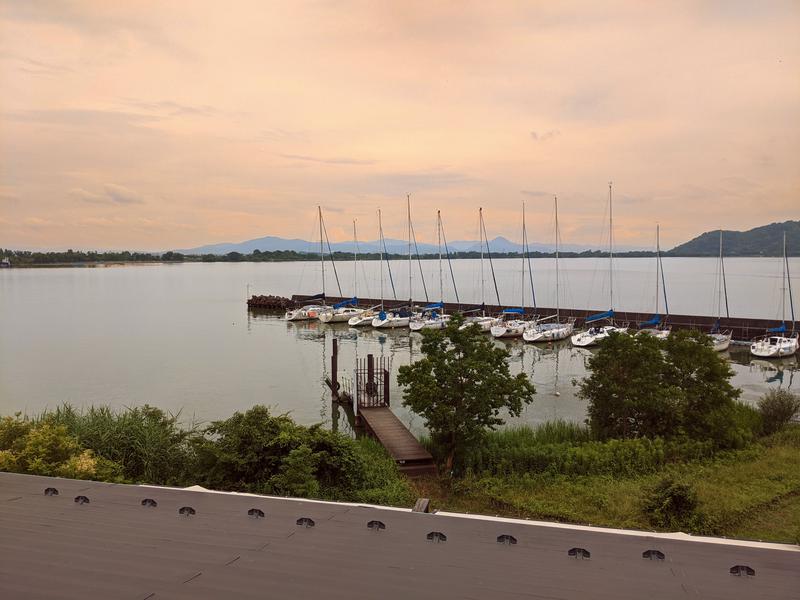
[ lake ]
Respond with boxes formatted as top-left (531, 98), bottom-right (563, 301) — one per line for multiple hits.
top-left (1, 258), bottom-right (797, 434)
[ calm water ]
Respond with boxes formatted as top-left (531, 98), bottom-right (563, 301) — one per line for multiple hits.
top-left (1, 259), bottom-right (797, 434)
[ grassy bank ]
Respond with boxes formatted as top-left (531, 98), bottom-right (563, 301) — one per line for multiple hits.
top-left (414, 422), bottom-right (800, 544)
top-left (0, 404), bottom-right (414, 507)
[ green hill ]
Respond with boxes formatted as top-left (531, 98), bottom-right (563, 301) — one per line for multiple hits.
top-left (667, 220), bottom-right (800, 257)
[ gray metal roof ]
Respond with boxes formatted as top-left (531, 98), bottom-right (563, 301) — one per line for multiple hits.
top-left (0, 472), bottom-right (797, 599)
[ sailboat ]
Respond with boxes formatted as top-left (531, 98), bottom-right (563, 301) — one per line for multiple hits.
top-left (351, 210), bottom-right (392, 327)
top-left (410, 211), bottom-right (456, 331)
top-left (637, 224), bottom-right (671, 339)
top-left (319, 220), bottom-right (365, 323)
top-left (460, 208), bottom-right (501, 332)
top-left (750, 232), bottom-right (798, 358)
top-left (285, 206), bottom-right (337, 321)
top-left (709, 229), bottom-right (733, 352)
top-left (491, 202), bottom-right (536, 339)
top-left (372, 196), bottom-right (417, 329)
top-left (524, 195), bottom-right (576, 343)
top-left (571, 183), bottom-right (628, 347)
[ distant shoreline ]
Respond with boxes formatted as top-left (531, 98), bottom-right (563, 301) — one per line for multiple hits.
top-left (3, 253), bottom-right (796, 268)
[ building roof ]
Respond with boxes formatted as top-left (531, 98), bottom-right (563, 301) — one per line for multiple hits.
top-left (1, 472), bottom-right (797, 599)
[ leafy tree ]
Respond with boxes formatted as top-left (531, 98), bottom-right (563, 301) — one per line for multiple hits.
top-left (397, 315), bottom-right (535, 473)
top-left (579, 330), bottom-right (746, 448)
top-left (758, 389), bottom-right (800, 435)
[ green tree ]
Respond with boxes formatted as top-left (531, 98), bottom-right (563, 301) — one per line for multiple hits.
top-left (397, 315), bottom-right (535, 473)
top-left (580, 330), bottom-right (745, 447)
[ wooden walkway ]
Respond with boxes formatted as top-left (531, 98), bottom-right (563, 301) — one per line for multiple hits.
top-left (359, 407), bottom-right (436, 476)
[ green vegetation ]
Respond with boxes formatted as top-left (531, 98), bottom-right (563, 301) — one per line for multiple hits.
top-left (0, 405), bottom-right (413, 506)
top-left (398, 315), bottom-right (535, 473)
top-left (667, 219), bottom-right (799, 257)
top-left (579, 330), bottom-right (752, 448)
top-left (401, 324), bottom-right (800, 544)
top-left (758, 388), bottom-right (800, 435)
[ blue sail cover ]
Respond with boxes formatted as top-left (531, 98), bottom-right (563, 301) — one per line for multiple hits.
top-left (333, 297), bottom-right (357, 309)
top-left (378, 310), bottom-right (387, 321)
top-left (710, 319), bottom-right (721, 334)
top-left (503, 308), bottom-right (524, 315)
top-left (768, 322), bottom-right (787, 333)
top-left (638, 315), bottom-right (661, 328)
top-left (586, 310), bottom-right (614, 323)
top-left (424, 302), bottom-right (444, 310)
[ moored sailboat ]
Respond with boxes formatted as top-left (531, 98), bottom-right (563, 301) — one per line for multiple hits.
top-left (709, 229), bottom-right (732, 352)
top-left (524, 195), bottom-right (575, 342)
top-left (491, 202), bottom-right (537, 339)
top-left (320, 219), bottom-right (364, 323)
top-left (750, 232), bottom-right (798, 358)
top-left (461, 208), bottom-right (501, 332)
top-left (637, 224), bottom-right (670, 340)
top-left (571, 183), bottom-right (627, 347)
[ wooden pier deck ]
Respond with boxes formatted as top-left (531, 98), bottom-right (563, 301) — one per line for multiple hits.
top-left (358, 407), bottom-right (436, 476)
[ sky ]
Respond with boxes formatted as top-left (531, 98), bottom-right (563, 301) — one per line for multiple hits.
top-left (1, 1), bottom-right (798, 251)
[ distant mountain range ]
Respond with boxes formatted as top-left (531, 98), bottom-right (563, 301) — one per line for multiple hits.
top-left (667, 220), bottom-right (799, 257)
top-left (176, 235), bottom-right (631, 256)
top-left (175, 220), bottom-right (800, 257)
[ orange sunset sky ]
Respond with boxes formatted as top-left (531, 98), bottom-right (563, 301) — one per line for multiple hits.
top-left (1, 1), bottom-right (798, 251)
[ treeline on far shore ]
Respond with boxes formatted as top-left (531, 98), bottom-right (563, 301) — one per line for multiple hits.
top-left (0, 247), bottom-right (702, 267)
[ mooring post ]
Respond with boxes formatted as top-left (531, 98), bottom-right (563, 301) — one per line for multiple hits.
top-left (383, 367), bottom-right (390, 406)
top-left (331, 338), bottom-right (338, 395)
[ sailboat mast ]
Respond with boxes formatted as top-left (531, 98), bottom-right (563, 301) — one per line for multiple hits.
top-left (786, 230), bottom-right (796, 326)
top-left (608, 182), bottom-right (613, 311)
top-left (555, 196), bottom-right (560, 320)
top-left (438, 211), bottom-right (443, 302)
top-left (353, 220), bottom-right (358, 298)
top-left (318, 206), bottom-right (325, 297)
top-left (378, 209), bottom-right (384, 310)
top-left (407, 194), bottom-right (412, 303)
top-left (521, 202), bottom-right (526, 311)
top-left (782, 232), bottom-right (787, 323)
top-left (655, 224), bottom-right (660, 315)
top-left (480, 208), bottom-right (485, 308)
top-left (720, 229), bottom-right (730, 318)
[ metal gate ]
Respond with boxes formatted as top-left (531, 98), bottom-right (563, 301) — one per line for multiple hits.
top-left (354, 355), bottom-right (390, 408)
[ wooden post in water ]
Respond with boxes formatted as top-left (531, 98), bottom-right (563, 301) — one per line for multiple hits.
top-left (383, 366), bottom-right (390, 406)
top-left (331, 338), bottom-right (338, 395)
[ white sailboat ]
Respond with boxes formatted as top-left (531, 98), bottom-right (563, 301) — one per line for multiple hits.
top-left (524, 195), bottom-right (575, 343)
top-left (350, 211), bottom-right (390, 327)
top-left (750, 232), bottom-right (798, 358)
top-left (571, 183), bottom-right (628, 347)
top-left (709, 229), bottom-right (732, 352)
top-left (372, 197), bottom-right (416, 329)
top-left (491, 202), bottom-right (536, 339)
top-left (637, 224), bottom-right (671, 340)
top-left (285, 207), bottom-right (331, 321)
top-left (319, 219), bottom-right (364, 323)
top-left (460, 207), bottom-right (500, 332)
top-left (410, 211), bottom-right (453, 331)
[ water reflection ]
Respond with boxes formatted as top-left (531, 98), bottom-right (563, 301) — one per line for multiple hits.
top-left (255, 311), bottom-right (799, 432)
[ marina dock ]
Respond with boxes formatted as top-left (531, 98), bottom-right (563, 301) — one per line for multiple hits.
top-left (278, 294), bottom-right (791, 342)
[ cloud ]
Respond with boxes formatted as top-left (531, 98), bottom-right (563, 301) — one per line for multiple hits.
top-left (530, 130), bottom-right (560, 141)
top-left (121, 99), bottom-right (222, 117)
top-left (71, 184), bottom-right (145, 205)
top-left (7, 109), bottom-right (159, 129)
top-left (278, 153), bottom-right (375, 166)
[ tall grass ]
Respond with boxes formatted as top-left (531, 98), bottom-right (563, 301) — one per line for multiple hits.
top-left (34, 404), bottom-right (195, 485)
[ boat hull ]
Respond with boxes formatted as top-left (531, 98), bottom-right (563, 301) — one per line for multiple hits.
top-left (750, 336), bottom-right (799, 358)
top-left (523, 322), bottom-right (574, 343)
top-left (319, 308), bottom-right (364, 323)
top-left (372, 315), bottom-right (410, 329)
top-left (570, 326), bottom-right (627, 347)
top-left (490, 320), bottom-right (529, 339)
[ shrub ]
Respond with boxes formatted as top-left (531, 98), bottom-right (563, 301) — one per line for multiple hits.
top-left (643, 475), bottom-right (700, 530)
top-left (192, 405), bottom-right (366, 499)
top-left (38, 404), bottom-right (195, 485)
top-left (758, 389), bottom-right (800, 435)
